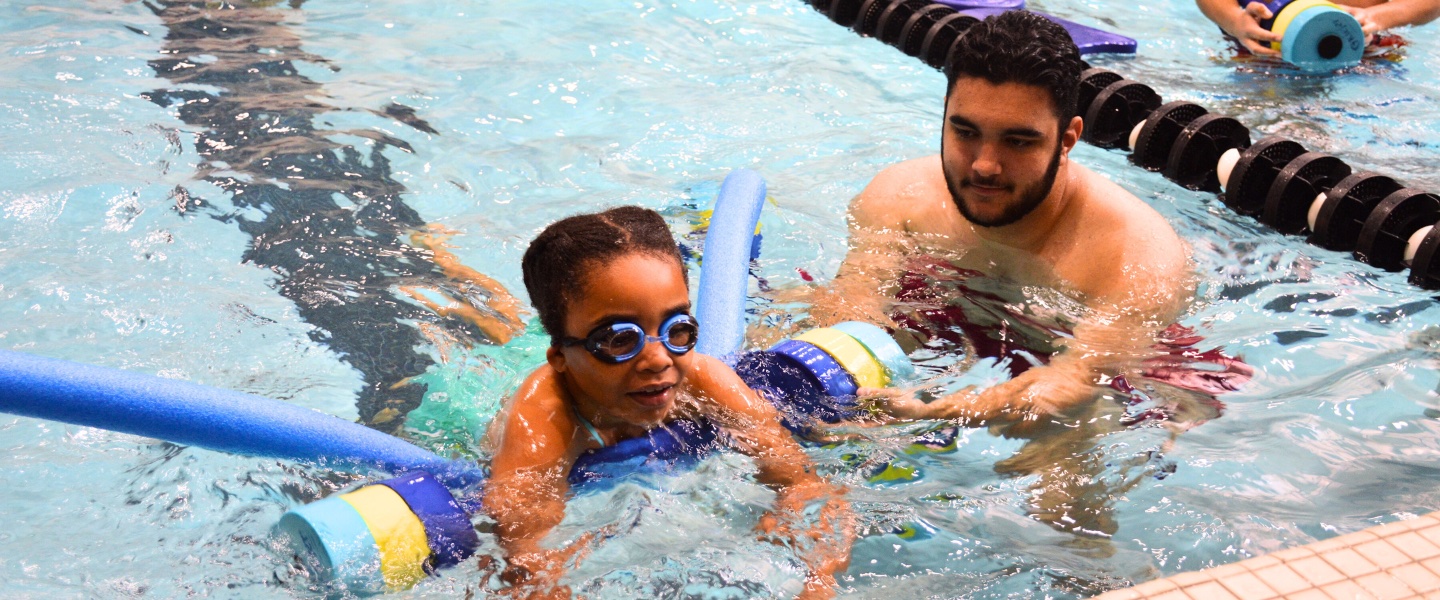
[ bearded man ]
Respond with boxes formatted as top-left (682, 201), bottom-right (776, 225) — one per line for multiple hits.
top-left (825, 11), bottom-right (1219, 425)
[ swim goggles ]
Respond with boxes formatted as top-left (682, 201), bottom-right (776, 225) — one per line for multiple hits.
top-left (561, 313), bottom-right (699, 364)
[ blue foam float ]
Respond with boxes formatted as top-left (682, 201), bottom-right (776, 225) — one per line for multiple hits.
top-left (1248, 0), bottom-right (1365, 72)
top-left (277, 494), bottom-right (387, 594)
top-left (832, 321), bottom-right (916, 382)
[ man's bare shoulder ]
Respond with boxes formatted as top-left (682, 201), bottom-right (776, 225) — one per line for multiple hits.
top-left (1065, 164), bottom-right (1191, 300)
top-left (849, 156), bottom-right (954, 233)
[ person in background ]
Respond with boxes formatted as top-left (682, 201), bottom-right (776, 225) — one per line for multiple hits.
top-left (1197, 0), bottom-right (1440, 55)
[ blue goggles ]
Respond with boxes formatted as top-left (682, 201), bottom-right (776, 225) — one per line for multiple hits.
top-left (561, 313), bottom-right (699, 364)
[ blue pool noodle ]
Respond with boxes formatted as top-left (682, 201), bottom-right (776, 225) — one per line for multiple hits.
top-left (694, 168), bottom-right (766, 361)
top-left (0, 350), bottom-right (486, 489)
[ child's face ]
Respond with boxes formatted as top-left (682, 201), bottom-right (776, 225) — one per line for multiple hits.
top-left (548, 252), bottom-right (692, 427)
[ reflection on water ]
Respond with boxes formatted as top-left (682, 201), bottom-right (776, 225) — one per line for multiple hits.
top-left (139, 0), bottom-right (520, 431)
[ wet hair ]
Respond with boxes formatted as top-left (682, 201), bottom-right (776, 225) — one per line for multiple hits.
top-left (945, 10), bottom-right (1085, 127)
top-left (521, 206), bottom-right (687, 345)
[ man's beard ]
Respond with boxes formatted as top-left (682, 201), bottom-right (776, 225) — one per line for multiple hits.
top-left (944, 142), bottom-right (1062, 229)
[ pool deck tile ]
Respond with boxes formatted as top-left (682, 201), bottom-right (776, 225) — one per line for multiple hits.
top-left (1324, 578), bottom-right (1377, 599)
top-left (1188, 580), bottom-right (1241, 600)
top-left (1417, 526), bottom-right (1440, 547)
top-left (1388, 564), bottom-right (1440, 592)
top-left (1091, 513), bottom-right (1440, 600)
top-left (1358, 540), bottom-right (1418, 570)
top-left (1218, 571), bottom-right (1279, 599)
top-left (1292, 555), bottom-right (1351, 586)
top-left (1355, 572), bottom-right (1416, 600)
top-left (1314, 537), bottom-right (1363, 554)
top-left (1168, 571), bottom-right (1217, 588)
top-left (1321, 548), bottom-right (1382, 578)
top-left (1388, 534), bottom-right (1440, 562)
top-left (1253, 563), bottom-right (1314, 595)
top-left (1274, 547), bottom-right (1319, 562)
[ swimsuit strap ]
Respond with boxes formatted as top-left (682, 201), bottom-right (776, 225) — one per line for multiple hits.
top-left (571, 405), bottom-right (608, 448)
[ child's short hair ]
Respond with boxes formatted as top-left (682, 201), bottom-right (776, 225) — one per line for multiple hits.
top-left (522, 206), bottom-right (687, 345)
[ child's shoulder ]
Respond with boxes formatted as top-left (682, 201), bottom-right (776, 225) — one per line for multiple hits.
top-left (678, 353), bottom-right (734, 392)
top-left (677, 354), bottom-right (765, 416)
top-left (489, 365), bottom-right (570, 437)
top-left (511, 363), bottom-right (569, 414)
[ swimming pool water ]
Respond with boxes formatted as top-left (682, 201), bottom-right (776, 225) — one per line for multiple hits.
top-left (2, 0), bottom-right (1440, 597)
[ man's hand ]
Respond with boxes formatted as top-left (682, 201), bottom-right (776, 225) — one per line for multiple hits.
top-left (855, 386), bottom-right (931, 420)
top-left (859, 363), bottom-right (1099, 427)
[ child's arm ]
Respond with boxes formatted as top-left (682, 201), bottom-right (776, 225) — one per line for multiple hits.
top-left (685, 355), bottom-right (855, 600)
top-left (1342, 0), bottom-right (1440, 35)
top-left (482, 370), bottom-right (586, 598)
top-left (1198, 0), bottom-right (1283, 54)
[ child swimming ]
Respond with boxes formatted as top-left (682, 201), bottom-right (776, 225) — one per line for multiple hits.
top-left (483, 206), bottom-right (853, 598)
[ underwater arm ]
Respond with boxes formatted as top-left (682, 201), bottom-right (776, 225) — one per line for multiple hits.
top-left (872, 318), bottom-right (1155, 425)
top-left (408, 228), bottom-right (526, 344)
top-left (866, 242), bottom-right (1192, 429)
top-left (688, 355), bottom-right (855, 599)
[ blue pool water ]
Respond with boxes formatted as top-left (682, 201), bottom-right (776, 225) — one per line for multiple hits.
top-left (2, 0), bottom-right (1440, 597)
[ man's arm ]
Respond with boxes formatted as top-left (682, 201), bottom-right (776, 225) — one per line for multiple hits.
top-left (866, 275), bottom-right (1188, 429)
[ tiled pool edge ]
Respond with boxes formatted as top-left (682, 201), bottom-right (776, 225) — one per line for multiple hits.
top-left (1094, 513), bottom-right (1440, 599)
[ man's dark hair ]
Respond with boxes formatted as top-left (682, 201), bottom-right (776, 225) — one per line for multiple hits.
top-left (522, 206), bottom-right (686, 345)
top-left (945, 10), bottom-right (1085, 126)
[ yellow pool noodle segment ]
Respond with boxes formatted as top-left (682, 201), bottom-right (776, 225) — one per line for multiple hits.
top-left (1270, 0), bottom-right (1337, 51)
top-left (795, 327), bottom-right (888, 388)
top-left (695, 209), bottom-right (763, 235)
top-left (341, 485), bottom-right (432, 591)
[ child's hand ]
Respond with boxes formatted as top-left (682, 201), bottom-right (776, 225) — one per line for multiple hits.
top-left (1219, 2), bottom-right (1283, 55)
top-left (495, 531), bottom-right (602, 600)
top-left (758, 483), bottom-right (854, 600)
